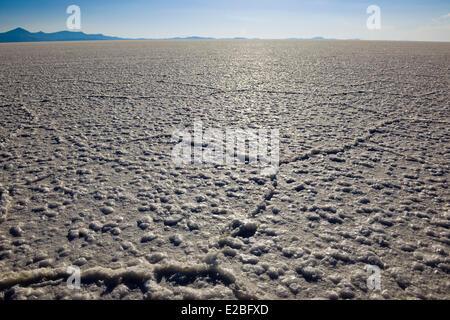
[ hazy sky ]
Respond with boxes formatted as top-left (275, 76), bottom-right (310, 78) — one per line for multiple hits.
top-left (0, 0), bottom-right (449, 41)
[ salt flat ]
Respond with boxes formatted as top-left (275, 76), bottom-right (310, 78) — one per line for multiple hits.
top-left (0, 40), bottom-right (449, 299)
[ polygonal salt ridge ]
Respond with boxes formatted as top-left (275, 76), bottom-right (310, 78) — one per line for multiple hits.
top-left (0, 263), bottom-right (246, 297)
top-left (0, 185), bottom-right (11, 223)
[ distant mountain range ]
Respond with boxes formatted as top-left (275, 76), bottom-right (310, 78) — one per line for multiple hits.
top-left (0, 27), bottom-right (124, 42)
top-left (0, 28), bottom-right (357, 43)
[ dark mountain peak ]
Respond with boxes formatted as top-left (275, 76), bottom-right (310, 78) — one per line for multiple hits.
top-left (8, 27), bottom-right (30, 34)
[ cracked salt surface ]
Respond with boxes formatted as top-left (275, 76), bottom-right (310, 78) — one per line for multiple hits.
top-left (0, 40), bottom-right (449, 300)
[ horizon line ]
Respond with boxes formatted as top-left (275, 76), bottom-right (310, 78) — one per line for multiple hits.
top-left (1, 27), bottom-right (449, 43)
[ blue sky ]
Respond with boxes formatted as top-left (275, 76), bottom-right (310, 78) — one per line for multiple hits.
top-left (0, 0), bottom-right (449, 41)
